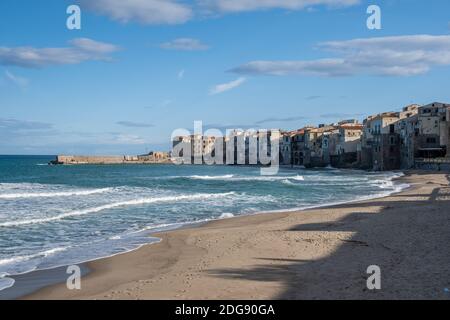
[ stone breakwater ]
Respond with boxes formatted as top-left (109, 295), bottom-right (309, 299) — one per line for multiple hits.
top-left (51, 154), bottom-right (171, 165)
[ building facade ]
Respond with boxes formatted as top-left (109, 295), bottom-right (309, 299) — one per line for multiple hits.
top-left (415, 102), bottom-right (449, 159)
top-left (172, 102), bottom-right (450, 171)
top-left (360, 112), bottom-right (401, 171)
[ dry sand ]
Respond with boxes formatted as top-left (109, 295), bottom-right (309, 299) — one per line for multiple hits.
top-left (25, 172), bottom-right (450, 300)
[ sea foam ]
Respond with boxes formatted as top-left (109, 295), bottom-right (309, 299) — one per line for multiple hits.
top-left (0, 247), bottom-right (67, 267)
top-left (0, 187), bottom-right (112, 199)
top-left (188, 174), bottom-right (234, 180)
top-left (0, 192), bottom-right (236, 227)
top-left (0, 277), bottom-right (15, 291)
top-left (219, 212), bottom-right (235, 219)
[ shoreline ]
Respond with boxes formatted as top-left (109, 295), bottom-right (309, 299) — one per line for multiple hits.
top-left (4, 171), bottom-right (450, 299)
top-left (0, 171), bottom-right (407, 299)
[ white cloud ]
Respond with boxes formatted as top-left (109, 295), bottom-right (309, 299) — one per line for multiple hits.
top-left (178, 69), bottom-right (185, 79)
top-left (0, 118), bottom-right (53, 131)
top-left (198, 0), bottom-right (360, 13)
top-left (209, 77), bottom-right (246, 95)
top-left (160, 38), bottom-right (209, 51)
top-left (78, 0), bottom-right (192, 25)
top-left (69, 38), bottom-right (118, 54)
top-left (0, 38), bottom-right (119, 68)
top-left (116, 121), bottom-right (154, 128)
top-left (232, 34), bottom-right (450, 77)
top-left (77, 0), bottom-right (357, 25)
top-left (0, 118), bottom-right (153, 154)
top-left (4, 70), bottom-right (29, 87)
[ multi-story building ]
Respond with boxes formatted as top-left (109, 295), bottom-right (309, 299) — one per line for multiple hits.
top-left (291, 122), bottom-right (362, 168)
top-left (302, 126), bottom-right (323, 167)
top-left (396, 105), bottom-right (420, 169)
top-left (415, 102), bottom-right (449, 159)
top-left (171, 102), bottom-right (449, 171)
top-left (172, 134), bottom-right (224, 164)
top-left (137, 151), bottom-right (171, 163)
top-left (279, 131), bottom-right (293, 165)
top-left (291, 129), bottom-right (306, 166)
top-left (333, 122), bottom-right (363, 167)
top-left (447, 106), bottom-right (450, 158)
top-left (303, 127), bottom-right (321, 167)
top-left (322, 128), bottom-right (340, 165)
top-left (360, 112), bottom-right (401, 171)
top-left (223, 129), bottom-right (279, 165)
top-left (313, 125), bottom-right (340, 167)
top-left (359, 115), bottom-right (375, 169)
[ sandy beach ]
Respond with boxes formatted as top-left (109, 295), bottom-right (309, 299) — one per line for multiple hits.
top-left (22, 172), bottom-right (450, 300)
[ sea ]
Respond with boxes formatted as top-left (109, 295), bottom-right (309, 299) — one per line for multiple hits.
top-left (0, 155), bottom-right (409, 292)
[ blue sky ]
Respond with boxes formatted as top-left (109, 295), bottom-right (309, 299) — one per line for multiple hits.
top-left (1, 0), bottom-right (450, 155)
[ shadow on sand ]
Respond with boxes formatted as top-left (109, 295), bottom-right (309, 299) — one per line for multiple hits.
top-left (208, 172), bottom-right (450, 299)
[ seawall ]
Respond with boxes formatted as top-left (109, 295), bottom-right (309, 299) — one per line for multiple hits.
top-left (51, 155), bottom-right (171, 165)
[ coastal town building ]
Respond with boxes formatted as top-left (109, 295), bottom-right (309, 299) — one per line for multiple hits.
top-left (53, 102), bottom-right (450, 170)
top-left (447, 106), bottom-right (450, 158)
top-left (173, 134), bottom-right (225, 164)
top-left (303, 126), bottom-right (324, 167)
top-left (394, 104), bottom-right (420, 169)
top-left (291, 128), bottom-right (306, 166)
top-left (306, 125), bottom-right (336, 167)
top-left (359, 112), bottom-right (402, 171)
top-left (359, 103), bottom-right (450, 170)
top-left (239, 130), bottom-right (280, 165)
top-left (174, 130), bottom-right (279, 166)
top-left (287, 121), bottom-right (362, 168)
top-left (415, 102), bottom-right (449, 159)
top-left (279, 131), bottom-right (293, 165)
top-left (168, 101), bottom-right (450, 171)
top-left (322, 128), bottom-right (339, 165)
top-left (137, 151), bottom-right (170, 163)
top-left (333, 122), bottom-right (363, 167)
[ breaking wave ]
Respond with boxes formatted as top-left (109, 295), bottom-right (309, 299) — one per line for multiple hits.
top-left (0, 187), bottom-right (112, 199)
top-left (0, 192), bottom-right (236, 228)
top-left (184, 175), bottom-right (305, 182)
top-left (219, 212), bottom-right (235, 219)
top-left (0, 247), bottom-right (68, 267)
top-left (0, 158), bottom-right (408, 293)
top-left (188, 174), bottom-right (234, 180)
top-left (0, 277), bottom-right (15, 291)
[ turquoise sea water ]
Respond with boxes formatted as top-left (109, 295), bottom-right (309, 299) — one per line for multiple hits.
top-left (0, 155), bottom-right (408, 291)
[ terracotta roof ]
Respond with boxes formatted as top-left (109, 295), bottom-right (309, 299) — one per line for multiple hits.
top-left (290, 129), bottom-right (305, 136)
top-left (339, 124), bottom-right (363, 130)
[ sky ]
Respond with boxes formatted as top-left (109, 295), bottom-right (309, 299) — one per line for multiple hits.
top-left (0, 0), bottom-right (450, 155)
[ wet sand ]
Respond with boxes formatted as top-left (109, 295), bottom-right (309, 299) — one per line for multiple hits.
top-left (23, 172), bottom-right (450, 299)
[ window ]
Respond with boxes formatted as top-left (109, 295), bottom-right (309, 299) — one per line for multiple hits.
top-left (389, 124), bottom-right (395, 134)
